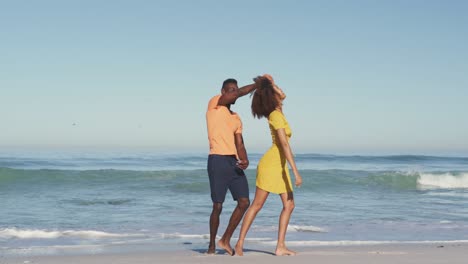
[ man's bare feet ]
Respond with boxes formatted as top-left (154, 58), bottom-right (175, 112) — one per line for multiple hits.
top-left (234, 243), bottom-right (244, 256)
top-left (206, 246), bottom-right (216, 255)
top-left (217, 240), bottom-right (234, 256)
top-left (275, 247), bottom-right (297, 256)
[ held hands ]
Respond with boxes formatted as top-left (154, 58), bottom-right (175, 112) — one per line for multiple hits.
top-left (237, 159), bottom-right (249, 170)
top-left (253, 74), bottom-right (274, 84)
top-left (263, 74), bottom-right (274, 84)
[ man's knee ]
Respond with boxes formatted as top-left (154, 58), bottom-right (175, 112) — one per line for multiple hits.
top-left (237, 198), bottom-right (250, 211)
top-left (212, 202), bottom-right (223, 214)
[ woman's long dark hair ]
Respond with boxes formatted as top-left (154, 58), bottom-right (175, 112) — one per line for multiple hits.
top-left (251, 77), bottom-right (280, 119)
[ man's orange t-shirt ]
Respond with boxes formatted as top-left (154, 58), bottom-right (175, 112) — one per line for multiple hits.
top-left (206, 95), bottom-right (242, 156)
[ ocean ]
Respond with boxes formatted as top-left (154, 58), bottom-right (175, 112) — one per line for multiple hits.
top-left (1, 150), bottom-right (468, 256)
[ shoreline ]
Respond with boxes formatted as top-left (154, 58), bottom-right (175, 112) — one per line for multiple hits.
top-left (2, 242), bottom-right (467, 264)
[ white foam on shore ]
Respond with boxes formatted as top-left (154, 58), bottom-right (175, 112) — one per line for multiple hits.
top-left (0, 228), bottom-right (144, 239)
top-left (440, 220), bottom-right (453, 224)
top-left (253, 225), bottom-right (327, 233)
top-left (260, 240), bottom-right (468, 246)
top-left (158, 232), bottom-right (273, 242)
top-left (159, 233), bottom-right (211, 239)
top-left (288, 225), bottom-right (328, 233)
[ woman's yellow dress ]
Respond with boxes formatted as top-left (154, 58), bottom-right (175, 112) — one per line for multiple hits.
top-left (256, 110), bottom-right (293, 194)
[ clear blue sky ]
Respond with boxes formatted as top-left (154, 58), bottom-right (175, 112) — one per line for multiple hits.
top-left (1, 0), bottom-right (467, 155)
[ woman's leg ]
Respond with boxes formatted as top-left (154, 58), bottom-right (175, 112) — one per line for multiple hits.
top-left (235, 187), bottom-right (270, 256)
top-left (276, 192), bottom-right (296, 256)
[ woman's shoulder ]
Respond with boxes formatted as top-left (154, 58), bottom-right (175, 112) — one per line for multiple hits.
top-left (268, 110), bottom-right (288, 129)
top-left (269, 109), bottom-right (284, 119)
top-left (268, 110), bottom-right (287, 124)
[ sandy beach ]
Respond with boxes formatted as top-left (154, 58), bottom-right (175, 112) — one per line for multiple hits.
top-left (2, 243), bottom-right (467, 264)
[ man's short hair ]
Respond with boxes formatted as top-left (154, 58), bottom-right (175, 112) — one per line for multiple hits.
top-left (222, 78), bottom-right (238, 89)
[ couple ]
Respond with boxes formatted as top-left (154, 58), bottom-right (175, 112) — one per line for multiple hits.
top-left (205, 74), bottom-right (303, 256)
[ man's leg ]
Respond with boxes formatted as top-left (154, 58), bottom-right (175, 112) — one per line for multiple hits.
top-left (217, 162), bottom-right (251, 255)
top-left (208, 202), bottom-right (223, 254)
top-left (217, 197), bottom-right (250, 255)
top-left (207, 155), bottom-right (228, 254)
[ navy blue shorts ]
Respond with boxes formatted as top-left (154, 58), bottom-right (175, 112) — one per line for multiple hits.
top-left (207, 155), bottom-right (249, 203)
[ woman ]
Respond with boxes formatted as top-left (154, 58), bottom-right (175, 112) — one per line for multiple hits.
top-left (235, 75), bottom-right (303, 256)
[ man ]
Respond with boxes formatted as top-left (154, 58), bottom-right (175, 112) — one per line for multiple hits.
top-left (206, 78), bottom-right (257, 255)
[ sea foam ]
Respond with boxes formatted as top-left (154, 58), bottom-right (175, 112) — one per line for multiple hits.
top-left (418, 173), bottom-right (468, 189)
top-left (260, 239), bottom-right (468, 246)
top-left (0, 228), bottom-right (143, 239)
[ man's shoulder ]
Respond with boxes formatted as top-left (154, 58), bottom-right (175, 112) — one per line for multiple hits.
top-left (231, 111), bottom-right (242, 122)
top-left (207, 95), bottom-right (221, 110)
top-left (209, 94), bottom-right (221, 101)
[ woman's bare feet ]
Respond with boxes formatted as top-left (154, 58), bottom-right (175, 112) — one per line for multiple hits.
top-left (217, 240), bottom-right (234, 256)
top-left (234, 243), bottom-right (244, 256)
top-left (275, 247), bottom-right (297, 256)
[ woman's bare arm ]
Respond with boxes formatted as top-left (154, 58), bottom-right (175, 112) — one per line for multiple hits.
top-left (262, 74), bottom-right (286, 100)
top-left (276, 128), bottom-right (302, 187)
top-left (273, 85), bottom-right (286, 100)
